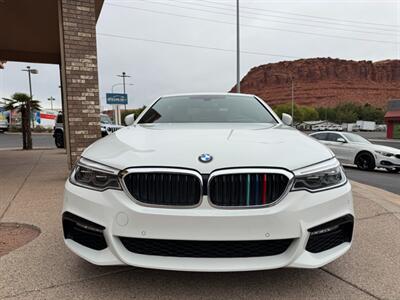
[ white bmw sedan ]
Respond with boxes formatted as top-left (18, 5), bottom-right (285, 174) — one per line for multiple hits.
top-left (310, 131), bottom-right (400, 173)
top-left (63, 93), bottom-right (354, 272)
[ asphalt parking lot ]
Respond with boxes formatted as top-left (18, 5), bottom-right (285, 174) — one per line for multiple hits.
top-left (1, 149), bottom-right (400, 299)
top-left (344, 167), bottom-right (400, 195)
top-left (0, 132), bottom-right (55, 149)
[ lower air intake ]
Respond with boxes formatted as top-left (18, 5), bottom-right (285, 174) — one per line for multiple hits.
top-left (119, 237), bottom-right (293, 258)
top-left (306, 214), bottom-right (354, 253)
top-left (62, 212), bottom-right (107, 250)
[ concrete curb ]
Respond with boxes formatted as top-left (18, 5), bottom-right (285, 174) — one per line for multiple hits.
top-left (3, 132), bottom-right (52, 135)
top-left (351, 181), bottom-right (400, 216)
top-left (0, 147), bottom-right (56, 151)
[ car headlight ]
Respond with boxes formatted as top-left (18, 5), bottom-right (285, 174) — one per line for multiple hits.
top-left (70, 157), bottom-right (121, 191)
top-left (375, 150), bottom-right (394, 157)
top-left (292, 158), bottom-right (347, 192)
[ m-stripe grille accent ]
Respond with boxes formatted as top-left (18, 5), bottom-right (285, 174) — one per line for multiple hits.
top-left (209, 173), bottom-right (289, 207)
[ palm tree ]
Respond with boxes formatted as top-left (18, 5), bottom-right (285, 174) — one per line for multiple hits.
top-left (2, 93), bottom-right (41, 150)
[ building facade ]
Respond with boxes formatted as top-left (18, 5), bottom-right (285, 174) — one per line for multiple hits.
top-left (385, 100), bottom-right (400, 139)
top-left (0, 0), bottom-right (104, 166)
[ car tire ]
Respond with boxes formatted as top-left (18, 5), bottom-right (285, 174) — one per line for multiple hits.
top-left (355, 152), bottom-right (375, 171)
top-left (55, 132), bottom-right (65, 148)
top-left (386, 168), bottom-right (400, 173)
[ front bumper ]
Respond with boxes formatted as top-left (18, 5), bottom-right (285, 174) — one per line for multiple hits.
top-left (63, 180), bottom-right (354, 272)
top-left (376, 154), bottom-right (400, 168)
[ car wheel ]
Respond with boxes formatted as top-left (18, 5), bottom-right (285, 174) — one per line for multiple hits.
top-left (355, 152), bottom-right (375, 171)
top-left (386, 168), bottom-right (400, 173)
top-left (55, 132), bottom-right (64, 148)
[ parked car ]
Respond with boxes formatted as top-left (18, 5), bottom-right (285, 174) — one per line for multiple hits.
top-left (329, 125), bottom-right (343, 131)
top-left (310, 131), bottom-right (400, 173)
top-left (0, 118), bottom-right (8, 132)
top-left (53, 113), bottom-right (123, 148)
top-left (0, 110), bottom-right (8, 132)
top-left (62, 93), bottom-right (354, 272)
top-left (311, 125), bottom-right (321, 131)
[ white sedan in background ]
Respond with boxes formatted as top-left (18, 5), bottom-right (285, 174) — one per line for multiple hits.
top-left (310, 131), bottom-right (400, 173)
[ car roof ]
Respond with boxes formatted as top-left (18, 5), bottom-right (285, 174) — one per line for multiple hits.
top-left (161, 92), bottom-right (256, 98)
top-left (310, 131), bottom-right (343, 135)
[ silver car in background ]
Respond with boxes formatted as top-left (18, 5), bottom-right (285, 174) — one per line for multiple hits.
top-left (310, 131), bottom-right (400, 173)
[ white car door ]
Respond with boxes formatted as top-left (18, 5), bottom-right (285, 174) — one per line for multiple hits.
top-left (326, 133), bottom-right (354, 164)
top-left (310, 132), bottom-right (334, 150)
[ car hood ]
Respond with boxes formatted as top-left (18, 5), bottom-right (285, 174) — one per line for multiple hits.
top-left (82, 123), bottom-right (334, 173)
top-left (360, 143), bottom-right (400, 154)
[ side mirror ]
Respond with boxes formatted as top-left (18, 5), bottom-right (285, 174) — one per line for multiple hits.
top-left (281, 113), bottom-right (293, 126)
top-left (124, 114), bottom-right (135, 126)
top-left (337, 138), bottom-right (346, 143)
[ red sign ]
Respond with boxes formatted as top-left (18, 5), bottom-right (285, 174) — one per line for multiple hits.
top-left (40, 113), bottom-right (57, 120)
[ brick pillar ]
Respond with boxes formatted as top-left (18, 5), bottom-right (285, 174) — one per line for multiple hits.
top-left (58, 0), bottom-right (101, 167)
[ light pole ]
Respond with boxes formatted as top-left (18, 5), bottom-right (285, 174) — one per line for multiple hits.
top-left (117, 72), bottom-right (131, 111)
top-left (236, 0), bottom-right (240, 93)
top-left (290, 74), bottom-right (294, 122)
top-left (48, 96), bottom-right (55, 110)
top-left (111, 82), bottom-right (133, 125)
top-left (22, 66), bottom-right (38, 149)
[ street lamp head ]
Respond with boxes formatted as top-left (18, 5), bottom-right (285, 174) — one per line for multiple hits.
top-left (117, 72), bottom-right (131, 78)
top-left (22, 68), bottom-right (38, 74)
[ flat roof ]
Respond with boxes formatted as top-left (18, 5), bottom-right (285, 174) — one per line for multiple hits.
top-left (385, 111), bottom-right (400, 119)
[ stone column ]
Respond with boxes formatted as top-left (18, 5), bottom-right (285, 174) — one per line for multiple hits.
top-left (58, 0), bottom-right (101, 167)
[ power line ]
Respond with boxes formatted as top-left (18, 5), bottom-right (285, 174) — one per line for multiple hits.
top-left (97, 32), bottom-right (301, 59)
top-left (124, 0), bottom-right (399, 33)
top-left (105, 3), bottom-right (399, 44)
top-left (163, 0), bottom-right (399, 34)
top-left (199, 0), bottom-right (399, 29)
top-left (107, 2), bottom-right (395, 37)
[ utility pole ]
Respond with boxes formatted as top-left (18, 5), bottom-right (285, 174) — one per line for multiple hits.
top-left (236, 0), bottom-right (240, 93)
top-left (290, 74), bottom-right (294, 123)
top-left (117, 72), bottom-right (131, 111)
top-left (48, 96), bottom-right (55, 110)
top-left (22, 66), bottom-right (38, 150)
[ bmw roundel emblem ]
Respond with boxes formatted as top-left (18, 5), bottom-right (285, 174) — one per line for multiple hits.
top-left (199, 153), bottom-right (213, 163)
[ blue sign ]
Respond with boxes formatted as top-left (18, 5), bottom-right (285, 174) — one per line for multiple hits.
top-left (106, 93), bottom-right (128, 105)
top-left (35, 111), bottom-right (41, 124)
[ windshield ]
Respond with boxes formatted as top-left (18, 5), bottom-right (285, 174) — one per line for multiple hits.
top-left (342, 133), bottom-right (371, 144)
top-left (100, 115), bottom-right (112, 124)
top-left (138, 95), bottom-right (277, 124)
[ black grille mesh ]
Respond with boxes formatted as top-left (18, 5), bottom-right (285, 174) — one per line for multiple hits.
top-left (209, 173), bottom-right (289, 207)
top-left (123, 172), bottom-right (201, 206)
top-left (62, 212), bottom-right (107, 250)
top-left (306, 215), bottom-right (354, 253)
top-left (120, 237), bottom-right (293, 258)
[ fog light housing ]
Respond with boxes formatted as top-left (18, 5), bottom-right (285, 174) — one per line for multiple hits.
top-left (306, 214), bottom-right (354, 253)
